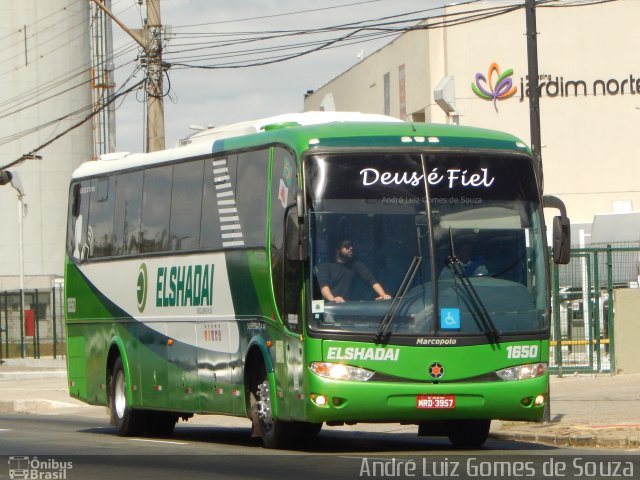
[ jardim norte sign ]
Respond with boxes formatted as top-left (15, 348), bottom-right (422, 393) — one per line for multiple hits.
top-left (471, 63), bottom-right (640, 108)
top-left (518, 73), bottom-right (640, 101)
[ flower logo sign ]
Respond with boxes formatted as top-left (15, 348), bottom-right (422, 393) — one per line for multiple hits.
top-left (471, 63), bottom-right (517, 112)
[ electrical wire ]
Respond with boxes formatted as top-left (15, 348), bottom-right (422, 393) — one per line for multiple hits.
top-left (0, 0), bottom-right (622, 162)
top-left (0, 77), bottom-right (145, 170)
top-left (172, 0), bottom-right (386, 29)
top-left (164, 0), bottom-right (616, 70)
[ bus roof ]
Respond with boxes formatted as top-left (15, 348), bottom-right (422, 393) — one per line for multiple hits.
top-left (71, 111), bottom-right (530, 180)
top-left (179, 111), bottom-right (403, 146)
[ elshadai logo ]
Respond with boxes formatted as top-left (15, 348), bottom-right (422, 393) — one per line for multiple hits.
top-left (471, 63), bottom-right (517, 112)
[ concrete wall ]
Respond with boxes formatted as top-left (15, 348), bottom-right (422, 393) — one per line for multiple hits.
top-left (0, 1), bottom-right (93, 291)
top-left (613, 289), bottom-right (640, 374)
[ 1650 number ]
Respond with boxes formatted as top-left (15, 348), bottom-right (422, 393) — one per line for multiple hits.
top-left (506, 345), bottom-right (538, 359)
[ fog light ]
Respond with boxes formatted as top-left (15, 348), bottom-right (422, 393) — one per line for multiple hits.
top-left (534, 394), bottom-right (545, 406)
top-left (311, 393), bottom-right (329, 407)
top-left (521, 397), bottom-right (532, 406)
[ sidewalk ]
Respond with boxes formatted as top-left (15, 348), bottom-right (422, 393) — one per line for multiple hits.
top-left (1, 357), bottom-right (639, 449)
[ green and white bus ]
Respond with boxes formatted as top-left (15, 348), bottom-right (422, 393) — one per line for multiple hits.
top-left (65, 112), bottom-right (570, 448)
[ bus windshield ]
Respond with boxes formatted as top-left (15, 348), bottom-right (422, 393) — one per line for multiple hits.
top-left (305, 152), bottom-right (547, 339)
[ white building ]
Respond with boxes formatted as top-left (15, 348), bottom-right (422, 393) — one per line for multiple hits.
top-left (304, 0), bottom-right (640, 228)
top-left (0, 1), bottom-right (93, 293)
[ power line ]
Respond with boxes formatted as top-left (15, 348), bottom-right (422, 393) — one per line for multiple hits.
top-left (0, 0), bottom-right (621, 158)
top-left (171, 0), bottom-right (386, 29)
top-left (165, 2), bottom-right (518, 70)
top-left (163, 0), bottom-right (615, 70)
top-left (0, 77), bottom-right (145, 170)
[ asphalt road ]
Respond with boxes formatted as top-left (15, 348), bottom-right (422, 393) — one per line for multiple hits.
top-left (1, 414), bottom-right (638, 480)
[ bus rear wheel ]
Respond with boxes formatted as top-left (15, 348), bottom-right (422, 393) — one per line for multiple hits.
top-left (109, 357), bottom-right (146, 436)
top-left (446, 419), bottom-right (491, 448)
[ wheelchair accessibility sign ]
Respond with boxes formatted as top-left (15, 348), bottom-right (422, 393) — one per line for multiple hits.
top-left (440, 308), bottom-right (461, 330)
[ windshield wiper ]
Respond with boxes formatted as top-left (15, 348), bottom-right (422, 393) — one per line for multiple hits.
top-left (375, 255), bottom-right (422, 344)
top-left (445, 228), bottom-right (500, 344)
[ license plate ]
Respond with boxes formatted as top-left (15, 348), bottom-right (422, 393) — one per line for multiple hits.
top-left (416, 394), bottom-right (456, 409)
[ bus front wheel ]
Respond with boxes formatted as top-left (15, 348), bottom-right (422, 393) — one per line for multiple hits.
top-left (250, 378), bottom-right (289, 448)
top-left (109, 357), bottom-right (145, 436)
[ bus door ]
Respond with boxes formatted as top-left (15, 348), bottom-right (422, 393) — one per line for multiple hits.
top-left (282, 331), bottom-right (304, 418)
top-left (271, 147), bottom-right (305, 419)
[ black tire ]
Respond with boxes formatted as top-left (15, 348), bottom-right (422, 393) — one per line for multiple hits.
top-left (446, 419), bottom-right (491, 448)
top-left (291, 421), bottom-right (323, 437)
top-left (109, 357), bottom-right (146, 436)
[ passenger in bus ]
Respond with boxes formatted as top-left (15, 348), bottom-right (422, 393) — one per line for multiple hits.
top-left (458, 243), bottom-right (489, 276)
top-left (317, 239), bottom-right (392, 303)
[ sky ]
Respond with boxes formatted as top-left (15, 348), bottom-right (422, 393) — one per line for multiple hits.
top-left (110, 0), bottom-right (446, 153)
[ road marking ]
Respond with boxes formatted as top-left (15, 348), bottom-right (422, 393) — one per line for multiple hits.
top-left (129, 438), bottom-right (187, 445)
top-left (0, 429), bottom-right (12, 432)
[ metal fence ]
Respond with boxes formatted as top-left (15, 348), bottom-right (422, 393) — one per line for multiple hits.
top-left (0, 284), bottom-right (65, 361)
top-left (550, 243), bottom-right (640, 374)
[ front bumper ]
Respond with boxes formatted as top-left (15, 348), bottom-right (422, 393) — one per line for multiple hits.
top-left (303, 374), bottom-right (548, 424)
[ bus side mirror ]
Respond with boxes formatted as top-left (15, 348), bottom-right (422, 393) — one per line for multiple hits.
top-left (552, 215), bottom-right (571, 265)
top-left (544, 195), bottom-right (571, 265)
top-left (286, 207), bottom-right (307, 261)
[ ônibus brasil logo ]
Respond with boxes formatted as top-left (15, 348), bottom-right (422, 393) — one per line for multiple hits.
top-left (137, 263), bottom-right (148, 313)
top-left (471, 62), bottom-right (517, 112)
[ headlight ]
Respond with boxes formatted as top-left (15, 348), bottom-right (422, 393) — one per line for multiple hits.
top-left (496, 363), bottom-right (547, 381)
top-left (309, 362), bottom-right (374, 381)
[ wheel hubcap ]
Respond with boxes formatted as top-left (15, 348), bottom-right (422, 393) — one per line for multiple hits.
top-left (114, 370), bottom-right (126, 419)
top-left (256, 380), bottom-right (273, 429)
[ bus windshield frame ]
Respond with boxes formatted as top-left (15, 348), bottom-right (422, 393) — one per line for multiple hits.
top-left (304, 150), bottom-right (548, 343)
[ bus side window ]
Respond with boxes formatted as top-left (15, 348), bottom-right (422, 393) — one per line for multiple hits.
top-left (67, 181), bottom-right (90, 261)
top-left (112, 171), bottom-right (143, 256)
top-left (140, 165), bottom-right (172, 253)
top-left (170, 160), bottom-right (204, 251)
top-left (88, 176), bottom-right (115, 258)
top-left (200, 155), bottom-right (234, 250)
top-left (236, 149), bottom-right (269, 247)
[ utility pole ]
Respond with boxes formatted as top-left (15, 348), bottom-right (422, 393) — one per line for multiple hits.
top-left (144, 0), bottom-right (165, 152)
top-left (526, 1), bottom-right (550, 423)
top-left (525, 0), bottom-right (543, 190)
top-left (91, 0), bottom-right (166, 152)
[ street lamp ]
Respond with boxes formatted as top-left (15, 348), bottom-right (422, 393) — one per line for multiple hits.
top-left (1, 153), bottom-right (40, 358)
top-left (1, 170), bottom-right (27, 357)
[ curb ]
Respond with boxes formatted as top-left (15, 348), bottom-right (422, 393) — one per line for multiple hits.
top-left (0, 399), bottom-right (92, 414)
top-left (491, 430), bottom-right (640, 449)
top-left (0, 370), bottom-right (67, 380)
top-left (0, 358), bottom-right (66, 368)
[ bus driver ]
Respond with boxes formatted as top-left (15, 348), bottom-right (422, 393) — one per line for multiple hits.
top-left (317, 239), bottom-right (392, 303)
